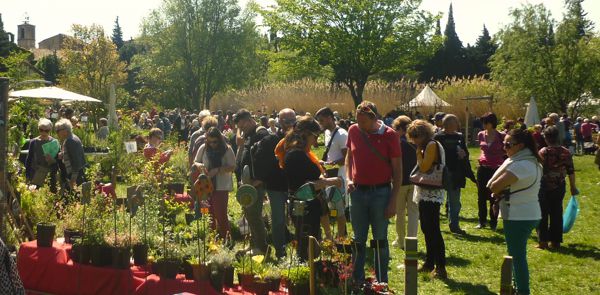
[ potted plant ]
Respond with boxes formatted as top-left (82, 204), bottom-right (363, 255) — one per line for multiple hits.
top-left (234, 255), bottom-right (259, 292)
top-left (209, 246), bottom-right (235, 290)
top-left (282, 265), bottom-right (311, 295)
top-left (188, 256), bottom-right (211, 282)
top-left (262, 264), bottom-right (282, 292)
top-left (106, 233), bottom-right (131, 270)
top-left (36, 222), bottom-right (56, 247)
top-left (62, 203), bottom-right (85, 244)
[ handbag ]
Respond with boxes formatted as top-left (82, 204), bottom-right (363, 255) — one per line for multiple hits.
top-left (409, 141), bottom-right (450, 190)
top-left (563, 195), bottom-right (579, 233)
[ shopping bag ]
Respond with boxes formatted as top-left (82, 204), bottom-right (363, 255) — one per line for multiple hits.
top-left (563, 195), bottom-right (580, 233)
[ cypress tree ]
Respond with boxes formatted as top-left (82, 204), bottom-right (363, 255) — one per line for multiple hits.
top-left (112, 16), bottom-right (124, 50)
top-left (0, 14), bottom-right (12, 58)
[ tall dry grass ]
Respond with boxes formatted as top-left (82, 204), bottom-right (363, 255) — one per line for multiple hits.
top-left (211, 77), bottom-right (525, 121)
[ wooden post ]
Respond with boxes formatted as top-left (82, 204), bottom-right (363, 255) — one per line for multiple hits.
top-left (308, 236), bottom-right (320, 295)
top-left (500, 256), bottom-right (513, 295)
top-left (0, 77), bottom-right (9, 242)
top-left (404, 237), bottom-right (418, 295)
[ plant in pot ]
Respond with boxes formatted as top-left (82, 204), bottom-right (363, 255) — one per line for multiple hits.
top-left (234, 254), bottom-right (261, 292)
top-left (105, 233), bottom-right (132, 270)
top-left (261, 263), bottom-right (282, 293)
top-left (154, 241), bottom-right (184, 280)
top-left (188, 255), bottom-right (211, 282)
top-left (130, 232), bottom-right (149, 266)
top-left (282, 264), bottom-right (311, 295)
top-left (209, 245), bottom-right (236, 290)
top-left (61, 203), bottom-right (84, 244)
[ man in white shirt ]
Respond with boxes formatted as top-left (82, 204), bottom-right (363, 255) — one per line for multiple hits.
top-left (316, 107), bottom-right (348, 239)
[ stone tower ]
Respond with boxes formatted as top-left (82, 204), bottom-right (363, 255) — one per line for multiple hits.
top-left (17, 17), bottom-right (35, 50)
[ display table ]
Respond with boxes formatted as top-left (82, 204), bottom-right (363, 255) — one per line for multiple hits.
top-left (17, 241), bottom-right (219, 295)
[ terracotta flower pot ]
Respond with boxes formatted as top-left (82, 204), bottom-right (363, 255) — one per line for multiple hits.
top-left (191, 263), bottom-right (211, 282)
top-left (237, 273), bottom-right (254, 292)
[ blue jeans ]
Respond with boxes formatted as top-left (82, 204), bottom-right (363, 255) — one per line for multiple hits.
top-left (504, 220), bottom-right (539, 295)
top-left (267, 190), bottom-right (288, 257)
top-left (446, 188), bottom-right (462, 230)
top-left (350, 185), bottom-right (391, 283)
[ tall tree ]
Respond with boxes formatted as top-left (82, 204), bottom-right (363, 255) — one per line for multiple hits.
top-left (62, 24), bottom-right (127, 104)
top-left (470, 25), bottom-right (497, 76)
top-left (0, 14), bottom-right (12, 58)
top-left (262, 0), bottom-right (439, 106)
top-left (490, 3), bottom-right (600, 115)
top-left (112, 17), bottom-right (124, 50)
top-left (36, 52), bottom-right (62, 84)
top-left (134, 0), bottom-right (264, 109)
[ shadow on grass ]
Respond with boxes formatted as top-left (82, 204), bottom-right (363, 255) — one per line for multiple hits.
top-left (554, 243), bottom-right (600, 261)
top-left (446, 255), bottom-right (472, 267)
top-left (452, 232), bottom-right (506, 244)
top-left (441, 277), bottom-right (496, 295)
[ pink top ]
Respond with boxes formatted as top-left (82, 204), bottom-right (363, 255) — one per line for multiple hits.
top-left (581, 122), bottom-right (597, 138)
top-left (478, 130), bottom-right (506, 168)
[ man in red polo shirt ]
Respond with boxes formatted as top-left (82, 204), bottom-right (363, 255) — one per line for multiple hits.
top-left (345, 100), bottom-right (402, 287)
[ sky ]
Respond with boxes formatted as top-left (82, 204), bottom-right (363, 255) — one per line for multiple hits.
top-left (1, 0), bottom-right (599, 46)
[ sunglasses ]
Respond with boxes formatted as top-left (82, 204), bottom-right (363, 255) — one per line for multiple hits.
top-left (39, 128), bottom-right (51, 133)
top-left (310, 131), bottom-right (320, 138)
top-left (207, 140), bottom-right (219, 145)
top-left (503, 142), bottom-right (517, 149)
top-left (356, 105), bottom-right (376, 116)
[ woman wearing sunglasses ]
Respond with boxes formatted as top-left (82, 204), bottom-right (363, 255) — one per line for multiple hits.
top-left (193, 127), bottom-right (236, 238)
top-left (275, 115), bottom-right (342, 261)
top-left (487, 129), bottom-right (542, 295)
top-left (25, 118), bottom-right (59, 192)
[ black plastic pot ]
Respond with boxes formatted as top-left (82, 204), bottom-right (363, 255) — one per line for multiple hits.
top-left (91, 245), bottom-right (112, 267)
top-left (209, 268), bottom-right (225, 292)
top-left (111, 246), bottom-right (131, 269)
top-left (156, 258), bottom-right (180, 279)
top-left (252, 280), bottom-right (270, 295)
top-left (223, 266), bottom-right (234, 288)
top-left (70, 243), bottom-right (91, 264)
top-left (36, 222), bottom-right (56, 248)
top-left (63, 229), bottom-right (81, 244)
top-left (288, 282), bottom-right (309, 295)
top-left (266, 277), bottom-right (281, 292)
top-left (133, 244), bottom-right (148, 266)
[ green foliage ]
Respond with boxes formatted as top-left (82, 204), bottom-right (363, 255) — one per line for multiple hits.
top-left (36, 52), bottom-right (62, 84)
top-left (61, 24), bottom-right (127, 106)
top-left (0, 14), bottom-right (13, 58)
top-left (282, 264), bottom-right (310, 285)
top-left (134, 0), bottom-right (265, 109)
top-left (112, 17), bottom-right (124, 50)
top-left (0, 51), bottom-right (41, 83)
top-left (490, 2), bottom-right (600, 116)
top-left (261, 0), bottom-right (439, 106)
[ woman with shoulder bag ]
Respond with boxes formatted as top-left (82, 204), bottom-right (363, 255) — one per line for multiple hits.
top-left (406, 119), bottom-right (447, 279)
top-left (487, 129), bottom-right (542, 295)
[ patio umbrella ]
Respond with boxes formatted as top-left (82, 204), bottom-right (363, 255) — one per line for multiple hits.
top-left (8, 86), bottom-right (102, 103)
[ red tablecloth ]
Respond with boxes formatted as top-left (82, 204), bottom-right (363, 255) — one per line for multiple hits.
top-left (17, 241), bottom-right (220, 295)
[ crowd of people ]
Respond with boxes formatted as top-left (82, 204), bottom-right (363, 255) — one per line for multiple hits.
top-left (20, 101), bottom-right (600, 295)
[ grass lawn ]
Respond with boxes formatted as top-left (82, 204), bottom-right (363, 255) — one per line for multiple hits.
top-left (221, 146), bottom-right (599, 294)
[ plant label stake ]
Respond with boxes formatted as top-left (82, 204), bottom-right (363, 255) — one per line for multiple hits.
top-left (404, 237), bottom-right (417, 295)
top-left (308, 236), bottom-right (320, 295)
top-left (500, 256), bottom-right (513, 295)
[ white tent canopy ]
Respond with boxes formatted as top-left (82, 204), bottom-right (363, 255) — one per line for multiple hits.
top-left (407, 85), bottom-right (451, 108)
top-left (8, 86), bottom-right (102, 103)
top-left (524, 97), bottom-right (540, 127)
